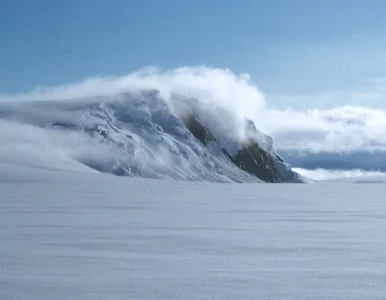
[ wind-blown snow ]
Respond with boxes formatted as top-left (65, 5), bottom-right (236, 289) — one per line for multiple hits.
top-left (0, 94), bottom-right (249, 182)
top-left (4, 67), bottom-right (386, 156)
top-left (0, 81), bottom-right (298, 182)
top-left (4, 66), bottom-right (386, 180)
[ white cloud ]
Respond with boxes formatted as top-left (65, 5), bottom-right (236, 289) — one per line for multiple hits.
top-left (0, 66), bottom-right (265, 120)
top-left (294, 168), bottom-right (386, 182)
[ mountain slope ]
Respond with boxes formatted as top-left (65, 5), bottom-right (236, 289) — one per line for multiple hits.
top-left (0, 90), bottom-right (305, 182)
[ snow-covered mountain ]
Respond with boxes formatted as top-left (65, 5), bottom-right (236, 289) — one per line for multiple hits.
top-left (0, 89), bottom-right (305, 183)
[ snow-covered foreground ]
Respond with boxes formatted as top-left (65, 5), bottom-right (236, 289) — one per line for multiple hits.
top-left (1, 172), bottom-right (386, 299)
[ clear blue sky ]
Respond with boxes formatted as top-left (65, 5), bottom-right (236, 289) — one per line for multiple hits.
top-left (1, 0), bottom-right (386, 95)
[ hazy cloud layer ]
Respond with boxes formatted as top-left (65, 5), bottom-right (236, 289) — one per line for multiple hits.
top-left (261, 105), bottom-right (386, 152)
top-left (294, 168), bottom-right (386, 182)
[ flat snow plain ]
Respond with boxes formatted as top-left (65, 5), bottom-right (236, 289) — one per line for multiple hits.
top-left (1, 168), bottom-right (386, 299)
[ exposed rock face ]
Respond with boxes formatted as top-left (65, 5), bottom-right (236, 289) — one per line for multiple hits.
top-left (181, 113), bottom-right (303, 183)
top-left (226, 142), bottom-right (280, 183)
top-left (180, 114), bottom-right (215, 145)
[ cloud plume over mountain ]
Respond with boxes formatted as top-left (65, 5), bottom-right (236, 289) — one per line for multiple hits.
top-left (1, 66), bottom-right (386, 181)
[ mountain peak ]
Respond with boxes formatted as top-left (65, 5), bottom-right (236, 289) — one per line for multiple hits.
top-left (0, 90), bottom-right (306, 183)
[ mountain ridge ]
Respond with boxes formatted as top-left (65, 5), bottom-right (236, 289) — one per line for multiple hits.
top-left (0, 90), bottom-right (306, 183)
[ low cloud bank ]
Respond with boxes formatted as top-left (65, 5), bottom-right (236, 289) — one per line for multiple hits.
top-left (262, 105), bottom-right (386, 153)
top-left (2, 66), bottom-right (386, 154)
top-left (294, 168), bottom-right (386, 182)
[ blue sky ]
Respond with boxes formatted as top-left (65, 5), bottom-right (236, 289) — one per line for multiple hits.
top-left (1, 0), bottom-right (386, 97)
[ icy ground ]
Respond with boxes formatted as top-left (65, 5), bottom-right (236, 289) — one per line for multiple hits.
top-left (1, 170), bottom-right (386, 299)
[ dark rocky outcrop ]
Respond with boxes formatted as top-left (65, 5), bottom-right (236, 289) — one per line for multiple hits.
top-left (181, 114), bottom-right (216, 145)
top-left (225, 142), bottom-right (281, 183)
top-left (181, 113), bottom-right (301, 183)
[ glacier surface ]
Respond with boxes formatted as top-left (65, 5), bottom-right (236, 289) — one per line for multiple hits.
top-left (1, 169), bottom-right (386, 299)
